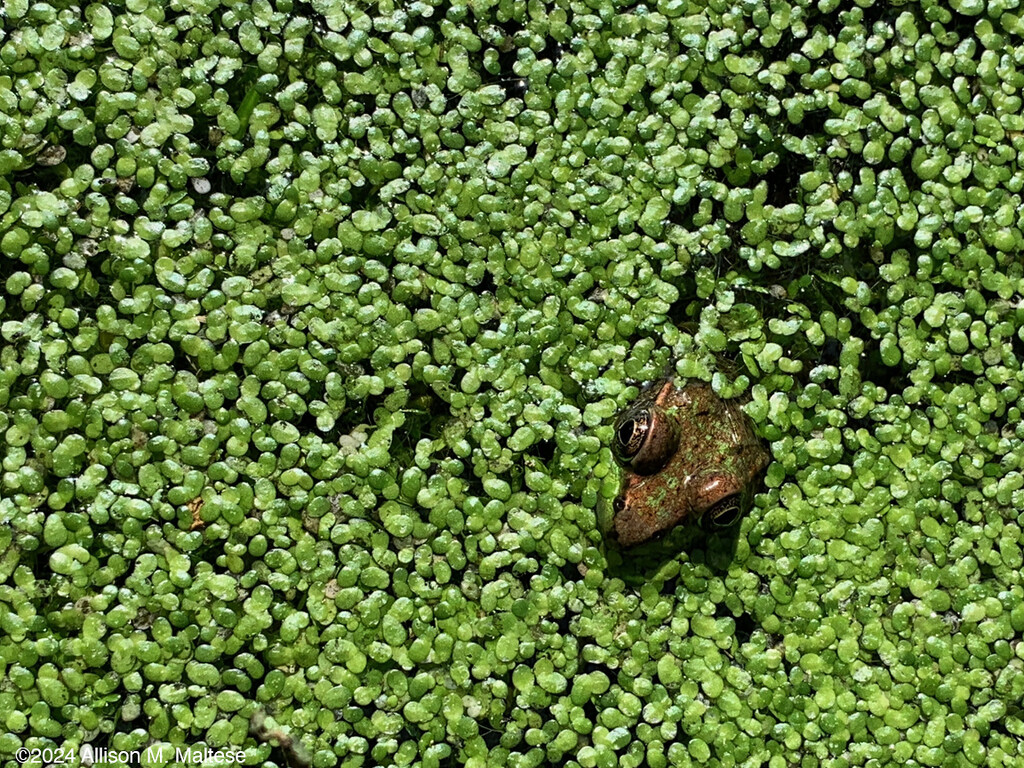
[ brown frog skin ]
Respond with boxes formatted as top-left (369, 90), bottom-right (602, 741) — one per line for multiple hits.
top-left (611, 378), bottom-right (769, 547)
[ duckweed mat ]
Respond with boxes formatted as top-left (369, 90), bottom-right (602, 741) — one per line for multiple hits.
top-left (2, 0), bottom-right (1024, 765)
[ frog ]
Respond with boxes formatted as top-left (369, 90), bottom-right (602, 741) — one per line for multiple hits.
top-left (610, 378), bottom-right (770, 547)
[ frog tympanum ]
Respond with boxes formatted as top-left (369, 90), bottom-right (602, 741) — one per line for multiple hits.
top-left (611, 379), bottom-right (769, 547)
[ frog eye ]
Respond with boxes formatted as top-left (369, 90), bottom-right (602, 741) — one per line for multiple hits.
top-left (615, 412), bottom-right (650, 459)
top-left (613, 407), bottom-right (678, 474)
top-left (693, 472), bottom-right (744, 526)
top-left (705, 494), bottom-right (741, 528)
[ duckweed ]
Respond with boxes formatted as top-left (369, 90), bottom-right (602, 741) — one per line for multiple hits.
top-left (3, 0), bottom-right (1024, 765)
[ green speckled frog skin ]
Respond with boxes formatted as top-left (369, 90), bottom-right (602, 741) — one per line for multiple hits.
top-left (611, 379), bottom-right (770, 547)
